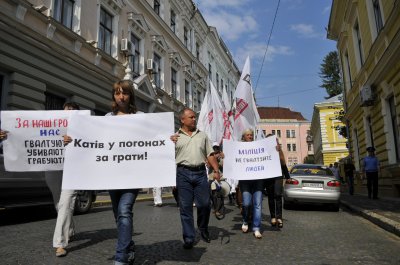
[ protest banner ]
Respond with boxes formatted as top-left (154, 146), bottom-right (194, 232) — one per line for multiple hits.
top-left (1, 110), bottom-right (90, 171)
top-left (222, 136), bottom-right (281, 180)
top-left (62, 112), bottom-right (176, 190)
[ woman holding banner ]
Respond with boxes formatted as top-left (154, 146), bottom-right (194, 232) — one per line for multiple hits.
top-left (64, 80), bottom-right (139, 265)
top-left (238, 129), bottom-right (264, 239)
top-left (264, 135), bottom-right (290, 229)
top-left (47, 102), bottom-right (80, 257)
top-left (106, 80), bottom-right (141, 265)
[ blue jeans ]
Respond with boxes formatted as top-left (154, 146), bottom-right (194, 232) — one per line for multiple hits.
top-left (176, 167), bottom-right (210, 243)
top-left (239, 179), bottom-right (264, 231)
top-left (109, 189), bottom-right (139, 264)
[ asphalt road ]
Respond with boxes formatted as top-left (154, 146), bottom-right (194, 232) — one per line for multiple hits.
top-left (1, 199), bottom-right (399, 265)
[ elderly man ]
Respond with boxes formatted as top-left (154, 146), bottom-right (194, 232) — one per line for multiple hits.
top-left (171, 108), bottom-right (221, 249)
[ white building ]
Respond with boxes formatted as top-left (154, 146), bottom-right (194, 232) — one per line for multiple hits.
top-left (0, 0), bottom-right (240, 129)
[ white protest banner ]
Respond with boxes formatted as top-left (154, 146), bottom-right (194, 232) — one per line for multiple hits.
top-left (1, 110), bottom-right (90, 171)
top-left (222, 136), bottom-right (281, 180)
top-left (62, 112), bottom-right (176, 190)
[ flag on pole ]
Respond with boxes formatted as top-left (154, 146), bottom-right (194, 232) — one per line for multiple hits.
top-left (232, 56), bottom-right (260, 140)
top-left (197, 81), bottom-right (224, 144)
top-left (222, 87), bottom-right (233, 140)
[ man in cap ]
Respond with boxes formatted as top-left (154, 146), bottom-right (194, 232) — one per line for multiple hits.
top-left (362, 146), bottom-right (380, 199)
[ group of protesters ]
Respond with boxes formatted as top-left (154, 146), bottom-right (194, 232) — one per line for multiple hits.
top-left (0, 79), bottom-right (290, 265)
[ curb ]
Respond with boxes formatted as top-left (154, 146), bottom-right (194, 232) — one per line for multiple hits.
top-left (341, 199), bottom-right (400, 237)
top-left (92, 194), bottom-right (174, 208)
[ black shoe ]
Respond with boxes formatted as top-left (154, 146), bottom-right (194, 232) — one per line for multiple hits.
top-left (200, 231), bottom-right (211, 243)
top-left (183, 241), bottom-right (193, 249)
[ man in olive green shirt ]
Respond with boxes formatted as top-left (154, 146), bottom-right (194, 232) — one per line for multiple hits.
top-left (171, 108), bottom-right (220, 249)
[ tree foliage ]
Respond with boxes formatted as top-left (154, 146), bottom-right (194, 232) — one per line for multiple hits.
top-left (319, 51), bottom-right (343, 99)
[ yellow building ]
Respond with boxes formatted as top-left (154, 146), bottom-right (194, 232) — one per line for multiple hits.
top-left (311, 94), bottom-right (348, 166)
top-left (328, 0), bottom-right (400, 197)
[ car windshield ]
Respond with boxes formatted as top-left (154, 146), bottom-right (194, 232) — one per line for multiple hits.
top-left (290, 165), bottom-right (333, 176)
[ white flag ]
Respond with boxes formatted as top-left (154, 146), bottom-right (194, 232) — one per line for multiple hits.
top-left (222, 87), bottom-right (233, 140)
top-left (233, 56), bottom-right (260, 140)
top-left (197, 87), bottom-right (211, 136)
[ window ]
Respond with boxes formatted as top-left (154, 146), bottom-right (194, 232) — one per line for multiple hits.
top-left (277, 130), bottom-right (281, 138)
top-left (45, 92), bottom-right (65, 110)
top-left (130, 34), bottom-right (140, 77)
top-left (153, 0), bottom-right (160, 15)
top-left (197, 90), bottom-right (202, 111)
top-left (286, 130), bottom-right (290, 138)
top-left (292, 144), bottom-right (297, 152)
top-left (287, 144), bottom-right (291, 152)
top-left (54, 0), bottom-right (74, 29)
top-left (185, 80), bottom-right (190, 106)
top-left (171, 68), bottom-right (177, 99)
top-left (344, 52), bottom-right (352, 90)
top-left (216, 73), bottom-right (219, 90)
top-left (272, 130), bottom-right (276, 135)
top-left (193, 90), bottom-right (197, 110)
top-left (291, 130), bottom-right (296, 138)
top-left (221, 79), bottom-right (224, 92)
top-left (308, 143), bottom-right (312, 152)
top-left (153, 53), bottom-right (161, 89)
top-left (184, 27), bottom-right (188, 48)
top-left (373, 0), bottom-right (383, 33)
top-left (388, 96), bottom-right (400, 161)
top-left (354, 21), bottom-right (364, 66)
top-left (98, 7), bottom-right (113, 55)
top-left (170, 10), bottom-right (176, 33)
top-left (366, 116), bottom-right (374, 148)
top-left (196, 43), bottom-right (200, 59)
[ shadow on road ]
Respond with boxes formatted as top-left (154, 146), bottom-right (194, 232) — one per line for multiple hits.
top-left (0, 205), bottom-right (56, 226)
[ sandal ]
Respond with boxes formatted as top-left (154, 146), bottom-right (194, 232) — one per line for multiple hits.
top-left (253, 231), bottom-right (262, 239)
top-left (56, 247), bottom-right (67, 257)
top-left (271, 218), bottom-right (277, 226)
top-left (277, 219), bottom-right (283, 228)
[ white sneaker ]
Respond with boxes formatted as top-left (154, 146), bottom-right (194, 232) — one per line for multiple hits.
top-left (254, 230), bottom-right (262, 239)
top-left (241, 223), bottom-right (248, 233)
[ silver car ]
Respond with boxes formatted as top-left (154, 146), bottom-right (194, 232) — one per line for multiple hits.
top-left (283, 164), bottom-right (341, 211)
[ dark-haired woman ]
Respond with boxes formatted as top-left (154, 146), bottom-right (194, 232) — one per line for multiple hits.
top-left (107, 80), bottom-right (140, 265)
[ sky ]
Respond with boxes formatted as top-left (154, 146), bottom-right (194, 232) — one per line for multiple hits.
top-left (196, 0), bottom-right (336, 120)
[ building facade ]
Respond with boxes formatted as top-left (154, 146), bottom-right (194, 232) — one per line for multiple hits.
top-left (310, 95), bottom-right (348, 166)
top-left (257, 107), bottom-right (312, 168)
top-left (328, 0), bottom-right (400, 196)
top-left (0, 0), bottom-right (239, 130)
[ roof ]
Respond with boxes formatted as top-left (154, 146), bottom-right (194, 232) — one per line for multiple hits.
top-left (257, 107), bottom-right (307, 120)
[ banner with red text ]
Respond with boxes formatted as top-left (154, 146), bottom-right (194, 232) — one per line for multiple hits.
top-left (1, 110), bottom-right (90, 171)
top-left (222, 136), bottom-right (281, 180)
top-left (62, 112), bottom-right (176, 190)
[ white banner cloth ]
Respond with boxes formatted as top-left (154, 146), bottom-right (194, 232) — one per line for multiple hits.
top-left (222, 136), bottom-right (281, 180)
top-left (62, 112), bottom-right (176, 190)
top-left (1, 110), bottom-right (90, 171)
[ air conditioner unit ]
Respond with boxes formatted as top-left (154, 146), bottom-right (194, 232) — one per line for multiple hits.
top-left (120, 38), bottom-right (133, 55)
top-left (360, 86), bottom-right (375, 106)
top-left (146, 59), bottom-right (153, 70)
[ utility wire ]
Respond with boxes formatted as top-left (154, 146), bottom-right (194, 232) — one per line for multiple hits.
top-left (256, 87), bottom-right (321, 100)
top-left (254, 0), bottom-right (281, 93)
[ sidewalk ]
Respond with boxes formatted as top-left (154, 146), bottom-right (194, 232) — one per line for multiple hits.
top-left (93, 191), bottom-right (400, 237)
top-left (340, 193), bottom-right (400, 237)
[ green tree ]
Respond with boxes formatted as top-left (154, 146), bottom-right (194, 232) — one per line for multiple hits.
top-left (319, 51), bottom-right (343, 98)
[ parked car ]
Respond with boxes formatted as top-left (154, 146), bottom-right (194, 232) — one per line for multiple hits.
top-left (0, 148), bottom-right (96, 214)
top-left (283, 164), bottom-right (341, 211)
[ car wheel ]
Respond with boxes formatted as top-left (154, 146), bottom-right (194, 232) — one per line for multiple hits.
top-left (75, 190), bottom-right (95, 214)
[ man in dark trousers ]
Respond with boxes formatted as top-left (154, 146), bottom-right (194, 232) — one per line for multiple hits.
top-left (362, 147), bottom-right (380, 199)
top-left (170, 108), bottom-right (221, 249)
top-left (344, 156), bottom-right (356, 195)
